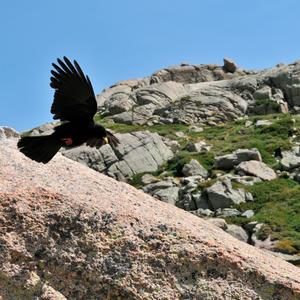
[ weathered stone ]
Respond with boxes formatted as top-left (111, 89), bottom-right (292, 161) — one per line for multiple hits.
top-left (188, 125), bottom-right (204, 133)
top-left (192, 193), bottom-right (210, 210)
top-left (214, 149), bottom-right (262, 170)
top-left (236, 160), bottom-right (277, 181)
top-left (190, 208), bottom-right (214, 217)
top-left (182, 159), bottom-right (208, 177)
top-left (223, 58), bottom-right (237, 73)
top-left (180, 176), bottom-right (204, 185)
top-left (253, 86), bottom-right (272, 100)
top-left (0, 126), bottom-right (19, 140)
top-left (225, 174), bottom-right (262, 186)
top-left (226, 224), bottom-right (248, 243)
top-left (255, 120), bottom-right (272, 127)
top-left (140, 174), bottom-right (159, 185)
top-left (206, 179), bottom-right (247, 210)
top-left (280, 155), bottom-right (300, 171)
top-left (241, 210), bottom-right (255, 218)
top-left (62, 131), bottom-right (173, 180)
top-left (153, 187), bottom-right (179, 205)
top-left (142, 180), bottom-right (174, 193)
top-left (186, 141), bottom-right (211, 153)
top-left (216, 208), bottom-right (242, 218)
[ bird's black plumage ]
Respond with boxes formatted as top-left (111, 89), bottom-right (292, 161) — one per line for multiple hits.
top-left (18, 56), bottom-right (119, 163)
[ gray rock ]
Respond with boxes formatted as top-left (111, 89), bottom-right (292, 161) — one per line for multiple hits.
top-left (205, 179), bottom-right (247, 210)
top-left (188, 125), bottom-right (204, 133)
top-left (186, 141), bottom-right (211, 153)
top-left (192, 192), bottom-right (210, 210)
top-left (241, 210), bottom-right (255, 218)
top-left (253, 86), bottom-right (272, 100)
top-left (214, 148), bottom-right (262, 170)
top-left (62, 131), bottom-right (173, 180)
top-left (142, 180), bottom-right (174, 193)
top-left (182, 159), bottom-right (208, 177)
top-left (0, 126), bottom-right (19, 140)
top-left (180, 176), bottom-right (204, 185)
top-left (175, 132), bottom-right (186, 138)
top-left (226, 224), bottom-right (248, 242)
top-left (236, 160), bottom-right (277, 181)
top-left (153, 187), bottom-right (179, 205)
top-left (255, 120), bottom-right (272, 127)
top-left (228, 174), bottom-right (262, 186)
top-left (216, 208), bottom-right (242, 218)
top-left (191, 208), bottom-right (214, 217)
top-left (96, 59), bottom-right (300, 127)
top-left (140, 174), bottom-right (159, 185)
top-left (280, 155), bottom-right (300, 171)
top-left (163, 139), bottom-right (181, 153)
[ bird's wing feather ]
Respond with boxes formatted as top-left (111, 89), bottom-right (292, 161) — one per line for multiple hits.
top-left (107, 131), bottom-right (120, 147)
top-left (50, 57), bottom-right (97, 122)
top-left (86, 131), bottom-right (120, 149)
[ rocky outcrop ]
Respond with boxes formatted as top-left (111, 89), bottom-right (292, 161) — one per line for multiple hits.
top-left (1, 139), bottom-right (300, 299)
top-left (236, 160), bottom-right (277, 181)
top-left (214, 148), bottom-right (262, 170)
top-left (61, 131), bottom-right (173, 180)
top-left (205, 178), bottom-right (253, 210)
top-left (0, 126), bottom-right (19, 140)
top-left (181, 159), bottom-right (208, 177)
top-left (97, 59), bottom-right (300, 126)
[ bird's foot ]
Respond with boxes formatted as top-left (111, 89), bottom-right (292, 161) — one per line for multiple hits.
top-left (61, 137), bottom-right (73, 146)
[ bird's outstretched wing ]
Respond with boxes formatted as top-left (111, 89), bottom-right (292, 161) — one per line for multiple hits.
top-left (50, 57), bottom-right (97, 123)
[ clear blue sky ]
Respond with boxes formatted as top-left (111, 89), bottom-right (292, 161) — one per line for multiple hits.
top-left (1, 0), bottom-right (300, 131)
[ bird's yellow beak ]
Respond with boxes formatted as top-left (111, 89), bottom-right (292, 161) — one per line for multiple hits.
top-left (103, 137), bottom-right (109, 144)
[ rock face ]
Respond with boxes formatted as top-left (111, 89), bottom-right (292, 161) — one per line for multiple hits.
top-left (61, 131), bottom-right (173, 180)
top-left (97, 60), bottom-right (300, 126)
top-left (0, 126), bottom-right (19, 140)
top-left (182, 159), bottom-right (208, 177)
top-left (1, 139), bottom-right (300, 299)
top-left (205, 178), bottom-right (252, 210)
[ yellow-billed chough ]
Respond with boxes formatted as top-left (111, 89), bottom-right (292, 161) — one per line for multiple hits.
top-left (18, 57), bottom-right (119, 163)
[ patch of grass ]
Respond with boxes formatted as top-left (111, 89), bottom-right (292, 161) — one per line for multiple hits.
top-left (227, 178), bottom-right (300, 254)
top-left (253, 99), bottom-right (281, 114)
top-left (189, 114), bottom-right (295, 167)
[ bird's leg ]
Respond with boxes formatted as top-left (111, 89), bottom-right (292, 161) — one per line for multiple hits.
top-left (61, 137), bottom-right (73, 146)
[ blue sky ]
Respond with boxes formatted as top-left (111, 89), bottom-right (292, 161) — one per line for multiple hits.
top-left (1, 0), bottom-right (300, 131)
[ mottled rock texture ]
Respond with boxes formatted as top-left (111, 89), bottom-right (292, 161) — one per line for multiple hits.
top-left (1, 139), bottom-right (300, 299)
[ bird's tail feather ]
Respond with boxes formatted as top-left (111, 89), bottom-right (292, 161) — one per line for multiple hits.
top-left (17, 135), bottom-right (62, 164)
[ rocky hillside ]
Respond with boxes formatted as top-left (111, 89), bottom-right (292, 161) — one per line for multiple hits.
top-left (96, 58), bottom-right (300, 125)
top-left (25, 59), bottom-right (300, 265)
top-left (1, 137), bottom-right (300, 299)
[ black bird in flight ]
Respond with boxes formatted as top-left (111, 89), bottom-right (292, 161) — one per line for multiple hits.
top-left (18, 56), bottom-right (119, 163)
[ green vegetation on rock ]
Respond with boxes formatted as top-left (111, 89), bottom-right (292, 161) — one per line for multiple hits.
top-left (96, 112), bottom-right (300, 254)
